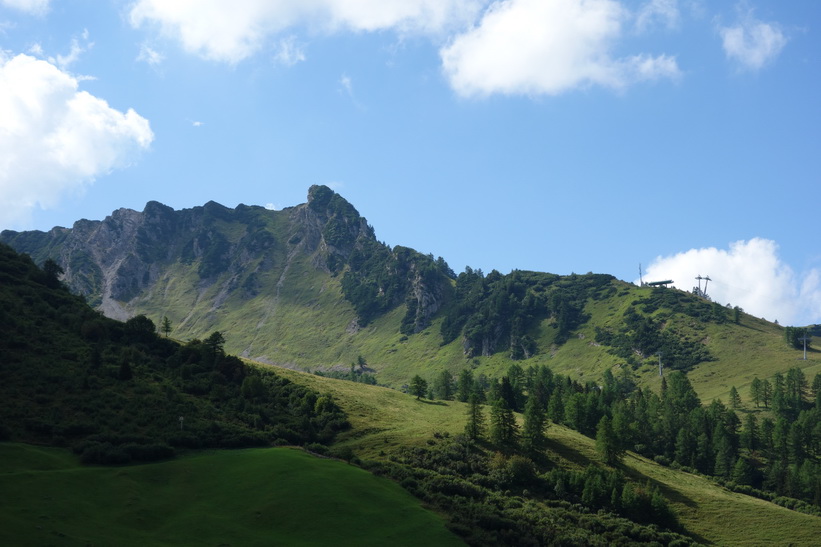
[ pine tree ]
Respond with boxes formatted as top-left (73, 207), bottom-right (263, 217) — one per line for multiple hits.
top-left (713, 433), bottom-right (735, 478)
top-left (464, 393), bottom-right (486, 441)
top-left (433, 369), bottom-right (454, 400)
top-left (740, 413), bottom-right (758, 451)
top-left (596, 415), bottom-right (622, 465)
top-left (749, 377), bottom-right (762, 408)
top-left (410, 375), bottom-right (428, 400)
top-left (761, 378), bottom-right (772, 408)
top-left (161, 316), bottom-right (172, 338)
top-left (521, 396), bottom-right (547, 454)
top-left (490, 397), bottom-right (518, 448)
top-left (729, 386), bottom-right (742, 409)
top-left (732, 456), bottom-right (755, 486)
top-left (457, 369), bottom-right (474, 402)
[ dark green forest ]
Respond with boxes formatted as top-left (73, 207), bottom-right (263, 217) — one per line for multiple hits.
top-left (0, 243), bottom-right (349, 464)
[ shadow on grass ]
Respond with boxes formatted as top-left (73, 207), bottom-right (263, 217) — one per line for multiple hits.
top-left (617, 455), bottom-right (713, 545)
top-left (415, 399), bottom-right (449, 406)
top-left (543, 437), bottom-right (597, 469)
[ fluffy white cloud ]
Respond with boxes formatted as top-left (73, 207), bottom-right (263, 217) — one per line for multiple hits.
top-left (440, 0), bottom-right (681, 97)
top-left (641, 239), bottom-right (821, 326)
top-left (719, 11), bottom-right (787, 71)
top-left (0, 0), bottom-right (49, 15)
top-left (128, 0), bottom-right (484, 63)
top-left (0, 53), bottom-right (154, 227)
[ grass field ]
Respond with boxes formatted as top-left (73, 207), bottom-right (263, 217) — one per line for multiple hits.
top-left (0, 443), bottom-right (463, 547)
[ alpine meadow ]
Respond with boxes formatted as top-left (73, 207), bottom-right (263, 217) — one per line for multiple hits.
top-left (2, 186), bottom-right (821, 545)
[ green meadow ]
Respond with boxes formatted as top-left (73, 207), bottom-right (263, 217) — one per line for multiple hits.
top-left (0, 443), bottom-right (463, 547)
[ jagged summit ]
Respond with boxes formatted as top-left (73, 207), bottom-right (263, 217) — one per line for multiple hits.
top-left (0, 186), bottom-right (453, 361)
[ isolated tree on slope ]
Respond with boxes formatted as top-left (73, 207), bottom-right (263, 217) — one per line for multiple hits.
top-left (161, 316), bottom-right (172, 338)
top-left (410, 375), bottom-right (428, 400)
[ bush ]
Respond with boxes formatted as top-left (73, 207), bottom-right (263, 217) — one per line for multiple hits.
top-left (79, 442), bottom-right (132, 465)
top-left (304, 442), bottom-right (329, 456)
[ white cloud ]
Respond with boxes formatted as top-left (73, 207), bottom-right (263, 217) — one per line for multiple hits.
top-left (273, 35), bottom-right (306, 66)
top-left (0, 0), bottom-right (49, 15)
top-left (128, 0), bottom-right (484, 64)
top-left (719, 10), bottom-right (787, 71)
top-left (339, 74), bottom-right (353, 95)
top-left (641, 239), bottom-right (821, 326)
top-left (0, 53), bottom-right (154, 228)
top-left (338, 73), bottom-right (365, 110)
top-left (50, 35), bottom-right (91, 70)
top-left (441, 0), bottom-right (681, 97)
top-left (636, 0), bottom-right (680, 32)
top-left (136, 43), bottom-right (164, 66)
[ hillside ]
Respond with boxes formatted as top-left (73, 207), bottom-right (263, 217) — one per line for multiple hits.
top-left (269, 367), bottom-right (821, 546)
top-left (2, 235), bottom-right (821, 545)
top-left (0, 241), bottom-right (349, 459)
top-left (2, 187), bottom-right (814, 404)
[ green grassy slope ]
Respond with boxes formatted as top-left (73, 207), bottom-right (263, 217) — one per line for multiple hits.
top-left (0, 444), bottom-right (463, 547)
top-left (249, 280), bottom-right (813, 408)
top-left (271, 367), bottom-right (821, 546)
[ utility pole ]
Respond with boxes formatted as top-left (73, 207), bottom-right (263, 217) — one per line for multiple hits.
top-left (658, 352), bottom-right (663, 377)
top-left (798, 332), bottom-right (810, 361)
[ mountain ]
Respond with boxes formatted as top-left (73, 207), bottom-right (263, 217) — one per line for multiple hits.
top-left (1, 186), bottom-right (813, 402)
top-left (3, 229), bottom-right (821, 545)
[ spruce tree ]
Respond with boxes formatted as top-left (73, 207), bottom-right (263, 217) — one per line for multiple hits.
top-left (595, 415), bottom-right (622, 465)
top-left (521, 396), bottom-right (547, 454)
top-left (161, 316), bottom-right (172, 338)
top-left (457, 369), bottom-right (474, 402)
top-left (749, 377), bottom-right (762, 408)
top-left (731, 456), bottom-right (755, 486)
top-left (490, 397), bottom-right (518, 448)
top-left (729, 386), bottom-right (742, 409)
top-left (464, 392), bottom-right (486, 441)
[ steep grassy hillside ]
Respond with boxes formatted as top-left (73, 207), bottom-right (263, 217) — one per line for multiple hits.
top-left (270, 367), bottom-right (821, 546)
top-left (0, 444), bottom-right (463, 547)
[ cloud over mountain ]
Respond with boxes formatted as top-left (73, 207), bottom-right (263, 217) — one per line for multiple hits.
top-left (0, 53), bottom-right (153, 227)
top-left (642, 238), bottom-right (821, 326)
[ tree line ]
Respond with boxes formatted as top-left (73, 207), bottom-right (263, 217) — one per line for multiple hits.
top-left (411, 361), bottom-right (821, 511)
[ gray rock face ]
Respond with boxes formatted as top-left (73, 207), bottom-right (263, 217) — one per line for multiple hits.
top-left (0, 186), bottom-right (452, 340)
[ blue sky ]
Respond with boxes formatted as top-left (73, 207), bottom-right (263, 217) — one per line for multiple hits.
top-left (1, 0), bottom-right (819, 325)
